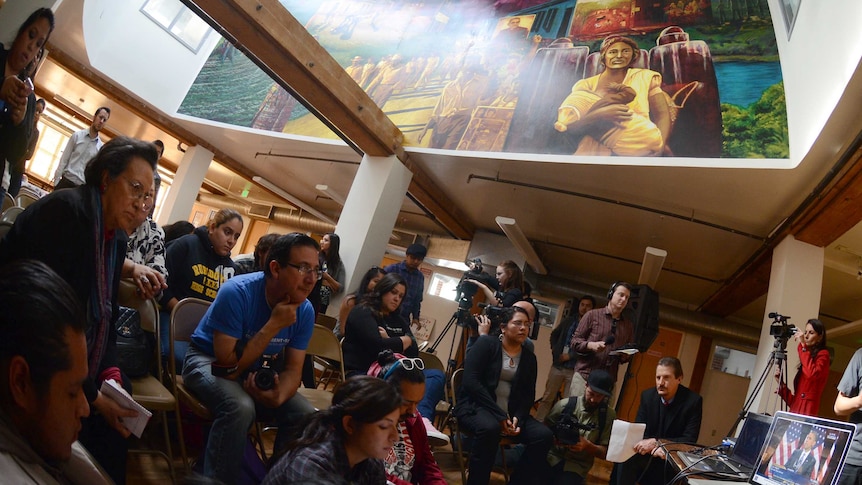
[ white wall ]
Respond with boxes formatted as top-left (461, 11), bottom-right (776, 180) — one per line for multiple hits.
top-left (81, 0), bottom-right (221, 113)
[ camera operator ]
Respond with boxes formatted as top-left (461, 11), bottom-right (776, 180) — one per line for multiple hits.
top-left (545, 370), bottom-right (616, 485)
top-left (182, 234), bottom-right (318, 483)
top-left (774, 318), bottom-right (830, 416)
top-left (466, 260), bottom-right (524, 308)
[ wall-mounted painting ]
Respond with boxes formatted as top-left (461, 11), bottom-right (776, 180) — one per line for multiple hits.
top-left (179, 0), bottom-right (787, 160)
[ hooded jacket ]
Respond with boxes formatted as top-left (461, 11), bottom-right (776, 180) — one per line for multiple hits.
top-left (160, 226), bottom-right (237, 305)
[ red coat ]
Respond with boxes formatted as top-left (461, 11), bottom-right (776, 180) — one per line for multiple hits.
top-left (778, 343), bottom-right (830, 416)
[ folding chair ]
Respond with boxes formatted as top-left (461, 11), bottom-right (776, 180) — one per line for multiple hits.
top-left (117, 279), bottom-right (177, 483)
top-left (297, 324), bottom-right (346, 410)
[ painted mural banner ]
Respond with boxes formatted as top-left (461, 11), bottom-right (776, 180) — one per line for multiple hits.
top-left (179, 0), bottom-right (787, 159)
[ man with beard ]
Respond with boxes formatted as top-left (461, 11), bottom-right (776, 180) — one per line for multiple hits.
top-left (614, 357), bottom-right (702, 485)
top-left (545, 369), bottom-right (616, 485)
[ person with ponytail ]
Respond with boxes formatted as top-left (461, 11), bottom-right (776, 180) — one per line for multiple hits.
top-left (263, 376), bottom-right (401, 484)
top-left (368, 350), bottom-right (446, 485)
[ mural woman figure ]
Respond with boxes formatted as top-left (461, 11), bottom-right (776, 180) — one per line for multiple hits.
top-left (554, 35), bottom-right (672, 157)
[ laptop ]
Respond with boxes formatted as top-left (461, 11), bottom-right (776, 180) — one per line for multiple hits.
top-left (749, 411), bottom-right (856, 485)
top-left (678, 412), bottom-right (773, 479)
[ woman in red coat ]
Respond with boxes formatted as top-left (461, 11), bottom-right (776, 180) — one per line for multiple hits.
top-left (776, 319), bottom-right (830, 416)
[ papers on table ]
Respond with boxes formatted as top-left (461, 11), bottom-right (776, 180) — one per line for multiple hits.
top-left (606, 419), bottom-right (646, 463)
top-left (99, 379), bottom-right (152, 438)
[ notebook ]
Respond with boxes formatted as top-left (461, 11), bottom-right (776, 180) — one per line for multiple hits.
top-left (749, 411), bottom-right (856, 485)
top-left (678, 412), bottom-right (773, 479)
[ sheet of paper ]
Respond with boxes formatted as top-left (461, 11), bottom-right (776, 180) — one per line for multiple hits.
top-left (606, 419), bottom-right (646, 463)
top-left (609, 348), bottom-right (639, 356)
top-left (99, 379), bottom-right (152, 438)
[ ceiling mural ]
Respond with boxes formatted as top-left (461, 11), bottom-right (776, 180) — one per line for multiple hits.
top-left (178, 0), bottom-right (786, 159)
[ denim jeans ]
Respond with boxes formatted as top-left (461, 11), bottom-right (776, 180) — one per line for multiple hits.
top-left (183, 346), bottom-right (315, 483)
top-left (160, 309), bottom-right (188, 373)
top-left (418, 369), bottom-right (446, 420)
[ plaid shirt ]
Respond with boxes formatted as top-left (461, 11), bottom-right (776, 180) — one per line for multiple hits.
top-left (570, 306), bottom-right (633, 380)
top-left (263, 433), bottom-right (386, 485)
top-left (385, 261), bottom-right (425, 321)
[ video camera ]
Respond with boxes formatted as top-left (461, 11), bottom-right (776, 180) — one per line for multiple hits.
top-left (768, 312), bottom-right (797, 340)
top-left (554, 414), bottom-right (596, 445)
top-left (454, 258), bottom-right (497, 317)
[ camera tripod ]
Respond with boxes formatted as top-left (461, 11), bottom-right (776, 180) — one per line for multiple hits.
top-left (727, 334), bottom-right (790, 438)
top-left (427, 304), bottom-right (474, 380)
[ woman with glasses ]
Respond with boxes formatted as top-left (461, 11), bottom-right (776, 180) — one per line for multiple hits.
top-left (335, 265), bottom-right (387, 339)
top-left (342, 273), bottom-right (418, 376)
top-left (159, 207), bottom-right (242, 367)
top-left (367, 350), bottom-right (446, 485)
top-left (0, 136), bottom-right (159, 484)
top-left (264, 376), bottom-right (401, 484)
top-left (456, 305), bottom-right (553, 485)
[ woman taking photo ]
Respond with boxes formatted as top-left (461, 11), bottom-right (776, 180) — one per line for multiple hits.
top-left (318, 232), bottom-right (345, 313)
top-left (456, 306), bottom-right (553, 485)
top-left (159, 208), bottom-right (243, 365)
top-left (0, 136), bottom-right (159, 484)
top-left (263, 376), bottom-right (401, 484)
top-left (776, 318), bottom-right (830, 416)
top-left (468, 259), bottom-right (525, 307)
top-left (0, 8), bottom-right (53, 192)
top-left (342, 273), bottom-right (418, 375)
top-left (335, 266), bottom-right (386, 339)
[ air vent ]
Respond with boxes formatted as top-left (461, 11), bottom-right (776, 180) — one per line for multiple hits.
top-left (247, 203), bottom-right (273, 218)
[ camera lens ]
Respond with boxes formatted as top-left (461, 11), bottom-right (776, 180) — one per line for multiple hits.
top-left (254, 369), bottom-right (275, 391)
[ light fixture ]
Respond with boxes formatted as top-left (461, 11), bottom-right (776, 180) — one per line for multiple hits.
top-left (315, 184), bottom-right (346, 205)
top-left (252, 176), bottom-right (336, 224)
top-left (495, 216), bottom-right (547, 275)
top-left (638, 246), bottom-right (667, 288)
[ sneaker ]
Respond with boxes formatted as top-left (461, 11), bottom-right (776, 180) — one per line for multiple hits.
top-left (422, 416), bottom-right (450, 447)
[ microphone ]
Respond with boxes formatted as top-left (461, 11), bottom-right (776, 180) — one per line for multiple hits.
top-left (604, 334), bottom-right (616, 345)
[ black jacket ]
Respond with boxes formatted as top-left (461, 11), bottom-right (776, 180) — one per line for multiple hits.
top-left (549, 314), bottom-right (579, 366)
top-left (341, 305), bottom-right (418, 373)
top-left (636, 384), bottom-right (703, 444)
top-left (0, 185), bottom-right (126, 402)
top-left (456, 335), bottom-right (537, 423)
top-left (0, 45), bottom-right (35, 175)
top-left (160, 226), bottom-right (237, 305)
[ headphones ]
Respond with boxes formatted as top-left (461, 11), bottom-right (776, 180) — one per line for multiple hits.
top-left (607, 281), bottom-right (622, 300)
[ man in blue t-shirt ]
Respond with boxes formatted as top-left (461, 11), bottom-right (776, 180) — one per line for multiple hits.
top-left (183, 233), bottom-right (321, 483)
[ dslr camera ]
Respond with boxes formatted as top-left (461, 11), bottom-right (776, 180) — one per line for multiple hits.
top-left (554, 414), bottom-right (595, 445)
top-left (254, 352), bottom-right (284, 391)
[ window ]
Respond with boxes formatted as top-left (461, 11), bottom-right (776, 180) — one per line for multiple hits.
top-left (141, 0), bottom-right (212, 53)
top-left (711, 345), bottom-right (756, 378)
top-left (429, 273), bottom-right (460, 302)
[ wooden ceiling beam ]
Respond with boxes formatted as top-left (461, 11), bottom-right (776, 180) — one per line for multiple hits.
top-left (701, 137), bottom-right (862, 317)
top-left (185, 0), bottom-right (475, 239)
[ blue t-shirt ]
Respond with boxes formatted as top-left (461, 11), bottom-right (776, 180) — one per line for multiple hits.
top-left (190, 272), bottom-right (314, 369)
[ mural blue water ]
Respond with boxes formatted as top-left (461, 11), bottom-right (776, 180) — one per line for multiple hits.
top-left (715, 61), bottom-right (782, 107)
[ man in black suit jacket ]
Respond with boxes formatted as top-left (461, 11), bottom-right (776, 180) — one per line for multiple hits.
top-left (786, 431), bottom-right (818, 478)
top-left (615, 356), bottom-right (703, 485)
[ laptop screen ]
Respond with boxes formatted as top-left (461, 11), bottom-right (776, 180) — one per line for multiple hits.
top-left (750, 411), bottom-right (856, 485)
top-left (733, 413), bottom-right (773, 469)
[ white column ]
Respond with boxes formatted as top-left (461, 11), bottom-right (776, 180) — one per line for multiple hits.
top-left (327, 154), bottom-right (413, 315)
top-left (156, 145), bottom-right (212, 226)
top-left (748, 235), bottom-right (824, 414)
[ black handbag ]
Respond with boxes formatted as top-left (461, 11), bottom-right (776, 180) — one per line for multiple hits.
top-left (115, 306), bottom-right (154, 378)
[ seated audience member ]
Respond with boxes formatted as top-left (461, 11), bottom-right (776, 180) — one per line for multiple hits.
top-left (234, 232), bottom-right (280, 275)
top-left (182, 233), bottom-right (319, 483)
top-left (0, 260), bottom-right (110, 484)
top-left (162, 220), bottom-right (195, 245)
top-left (124, 155), bottom-right (168, 298)
top-left (263, 376), bottom-right (401, 485)
top-left (335, 266), bottom-right (386, 339)
top-left (341, 272), bottom-right (448, 443)
top-left (545, 369), bottom-right (616, 485)
top-left (159, 208), bottom-right (242, 366)
top-left (614, 356), bottom-right (702, 485)
top-left (456, 305), bottom-right (553, 485)
top-left (367, 350), bottom-right (446, 485)
top-left (0, 137), bottom-right (155, 484)
top-left (471, 298), bottom-right (536, 354)
top-left (342, 273), bottom-right (418, 375)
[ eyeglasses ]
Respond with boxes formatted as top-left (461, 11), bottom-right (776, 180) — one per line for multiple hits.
top-left (124, 178), bottom-right (154, 212)
top-left (284, 262), bottom-right (323, 280)
top-left (509, 321), bottom-right (531, 329)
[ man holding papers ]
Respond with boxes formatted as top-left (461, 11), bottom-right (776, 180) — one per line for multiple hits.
top-left (614, 356), bottom-right (703, 485)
